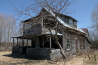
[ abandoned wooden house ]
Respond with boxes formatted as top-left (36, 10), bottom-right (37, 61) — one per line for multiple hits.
top-left (12, 8), bottom-right (90, 60)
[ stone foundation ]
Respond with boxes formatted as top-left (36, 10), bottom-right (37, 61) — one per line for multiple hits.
top-left (26, 48), bottom-right (62, 60)
top-left (12, 47), bottom-right (62, 60)
top-left (12, 46), bottom-right (23, 55)
top-left (50, 49), bottom-right (62, 60)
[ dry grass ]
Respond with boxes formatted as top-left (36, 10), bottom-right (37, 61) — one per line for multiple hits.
top-left (0, 51), bottom-right (58, 65)
top-left (0, 50), bottom-right (98, 65)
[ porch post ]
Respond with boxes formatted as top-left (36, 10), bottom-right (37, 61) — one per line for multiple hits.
top-left (35, 37), bottom-right (40, 48)
top-left (26, 39), bottom-right (28, 47)
top-left (62, 35), bottom-right (63, 48)
top-left (17, 38), bottom-right (18, 46)
top-left (13, 38), bottom-right (14, 47)
top-left (23, 23), bottom-right (25, 32)
top-left (42, 17), bottom-right (43, 26)
top-left (31, 39), bottom-right (32, 48)
top-left (42, 37), bottom-right (44, 48)
top-left (22, 39), bottom-right (24, 47)
top-left (62, 32), bottom-right (65, 50)
top-left (50, 36), bottom-right (51, 48)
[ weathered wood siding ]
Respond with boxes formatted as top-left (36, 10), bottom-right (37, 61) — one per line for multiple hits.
top-left (23, 16), bottom-right (43, 35)
top-left (23, 23), bottom-right (42, 35)
top-left (23, 8), bottom-right (52, 36)
top-left (63, 33), bottom-right (90, 55)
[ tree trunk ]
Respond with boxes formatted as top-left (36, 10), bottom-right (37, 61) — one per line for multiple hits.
top-left (54, 35), bottom-right (66, 60)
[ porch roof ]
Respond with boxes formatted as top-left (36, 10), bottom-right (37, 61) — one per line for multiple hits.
top-left (11, 33), bottom-right (62, 39)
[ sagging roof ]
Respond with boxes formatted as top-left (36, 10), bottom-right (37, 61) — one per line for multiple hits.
top-left (22, 7), bottom-right (86, 35)
top-left (12, 32), bottom-right (62, 39)
top-left (56, 13), bottom-right (78, 22)
top-left (44, 7), bottom-right (86, 34)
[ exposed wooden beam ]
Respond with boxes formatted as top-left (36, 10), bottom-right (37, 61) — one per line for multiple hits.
top-left (42, 37), bottom-right (44, 48)
top-left (13, 38), bottom-right (14, 47)
top-left (22, 39), bottom-right (24, 47)
top-left (17, 38), bottom-right (18, 46)
top-left (50, 36), bottom-right (51, 48)
top-left (26, 39), bottom-right (28, 47)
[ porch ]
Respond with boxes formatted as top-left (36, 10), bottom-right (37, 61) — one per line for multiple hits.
top-left (11, 34), bottom-right (63, 60)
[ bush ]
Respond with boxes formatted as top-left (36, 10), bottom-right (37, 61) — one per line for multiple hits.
top-left (0, 42), bottom-right (12, 51)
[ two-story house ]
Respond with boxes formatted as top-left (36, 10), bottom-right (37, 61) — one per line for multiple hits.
top-left (12, 8), bottom-right (90, 60)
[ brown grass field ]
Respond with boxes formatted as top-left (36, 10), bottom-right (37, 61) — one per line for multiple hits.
top-left (0, 50), bottom-right (98, 65)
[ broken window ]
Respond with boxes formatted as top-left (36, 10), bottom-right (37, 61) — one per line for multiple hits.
top-left (69, 19), bottom-right (73, 27)
top-left (65, 18), bottom-right (69, 25)
top-left (43, 19), bottom-right (56, 28)
top-left (25, 22), bottom-right (32, 30)
top-left (67, 38), bottom-right (70, 50)
top-left (73, 21), bottom-right (77, 28)
top-left (59, 16), bottom-right (69, 25)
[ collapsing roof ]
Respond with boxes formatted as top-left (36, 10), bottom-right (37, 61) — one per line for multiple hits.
top-left (44, 7), bottom-right (86, 35)
top-left (22, 7), bottom-right (86, 35)
top-left (12, 8), bottom-right (91, 44)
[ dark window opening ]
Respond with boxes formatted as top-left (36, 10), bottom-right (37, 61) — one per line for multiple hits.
top-left (73, 21), bottom-right (77, 28)
top-left (58, 16), bottom-right (70, 25)
top-left (29, 36), bottom-right (63, 49)
top-left (25, 22), bottom-right (32, 30)
top-left (51, 37), bottom-right (62, 49)
top-left (43, 19), bottom-right (56, 28)
top-left (69, 19), bottom-right (73, 27)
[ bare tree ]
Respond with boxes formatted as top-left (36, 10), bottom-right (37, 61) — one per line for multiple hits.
top-left (13, 0), bottom-right (75, 61)
top-left (0, 13), bottom-right (17, 51)
top-left (91, 4), bottom-right (98, 31)
top-left (90, 4), bottom-right (98, 48)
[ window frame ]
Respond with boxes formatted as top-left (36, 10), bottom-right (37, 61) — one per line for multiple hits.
top-left (73, 21), bottom-right (77, 28)
top-left (66, 38), bottom-right (71, 50)
top-left (25, 22), bottom-right (32, 30)
top-left (69, 19), bottom-right (73, 27)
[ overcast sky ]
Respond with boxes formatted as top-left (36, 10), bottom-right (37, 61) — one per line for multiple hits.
top-left (0, 0), bottom-right (98, 30)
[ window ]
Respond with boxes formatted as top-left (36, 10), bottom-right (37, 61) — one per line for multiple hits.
top-left (43, 19), bottom-right (55, 28)
top-left (69, 19), bottom-right (73, 27)
top-left (65, 18), bottom-right (69, 25)
top-left (59, 16), bottom-right (70, 25)
top-left (25, 23), bottom-right (32, 30)
top-left (67, 38), bottom-right (70, 50)
top-left (73, 21), bottom-right (77, 28)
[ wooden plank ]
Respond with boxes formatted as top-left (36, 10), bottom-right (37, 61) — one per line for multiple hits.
top-left (17, 38), bottom-right (18, 46)
top-left (13, 38), bottom-right (14, 47)
top-left (50, 36), bottom-right (51, 48)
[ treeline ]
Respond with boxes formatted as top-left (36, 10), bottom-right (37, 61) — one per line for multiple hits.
top-left (89, 4), bottom-right (98, 49)
top-left (0, 42), bottom-right (12, 51)
top-left (0, 13), bottom-right (18, 51)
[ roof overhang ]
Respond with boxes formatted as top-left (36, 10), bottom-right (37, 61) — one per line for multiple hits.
top-left (11, 33), bottom-right (62, 39)
top-left (44, 7), bottom-right (86, 35)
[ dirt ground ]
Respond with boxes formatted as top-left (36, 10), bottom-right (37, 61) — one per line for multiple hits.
top-left (0, 50), bottom-right (98, 65)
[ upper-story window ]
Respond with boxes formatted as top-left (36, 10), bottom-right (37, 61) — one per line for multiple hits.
top-left (73, 21), bottom-right (77, 28)
top-left (25, 22), bottom-right (32, 30)
top-left (69, 19), bottom-right (77, 28)
top-left (58, 16), bottom-right (77, 28)
top-left (69, 19), bottom-right (73, 27)
top-left (59, 16), bottom-right (69, 25)
top-left (65, 18), bottom-right (69, 25)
